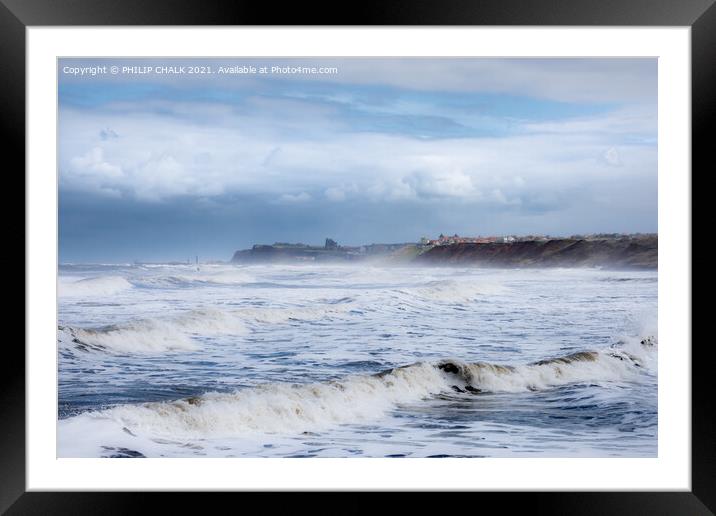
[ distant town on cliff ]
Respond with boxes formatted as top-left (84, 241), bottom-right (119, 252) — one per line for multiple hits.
top-left (230, 233), bottom-right (658, 269)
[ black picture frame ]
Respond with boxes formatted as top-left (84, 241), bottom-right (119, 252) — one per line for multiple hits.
top-left (5, 0), bottom-right (710, 513)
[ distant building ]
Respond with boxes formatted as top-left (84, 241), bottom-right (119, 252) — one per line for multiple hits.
top-left (325, 238), bottom-right (338, 250)
top-left (426, 233), bottom-right (499, 246)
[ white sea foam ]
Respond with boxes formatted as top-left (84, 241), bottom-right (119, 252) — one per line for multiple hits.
top-left (237, 303), bottom-right (353, 324)
top-left (402, 279), bottom-right (505, 302)
top-left (440, 341), bottom-right (656, 394)
top-left (198, 270), bottom-right (255, 284)
top-left (58, 338), bottom-right (656, 441)
top-left (59, 308), bottom-right (249, 354)
top-left (340, 266), bottom-right (422, 285)
top-left (61, 361), bottom-right (449, 439)
top-left (57, 301), bottom-right (354, 354)
top-left (137, 270), bottom-right (255, 288)
top-left (58, 275), bottom-right (133, 298)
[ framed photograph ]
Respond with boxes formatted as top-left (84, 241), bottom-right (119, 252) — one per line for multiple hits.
top-left (8, 0), bottom-right (709, 512)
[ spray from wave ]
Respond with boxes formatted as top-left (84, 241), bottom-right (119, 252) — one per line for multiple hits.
top-left (58, 308), bottom-right (250, 354)
top-left (135, 269), bottom-right (255, 288)
top-left (400, 279), bottom-right (505, 303)
top-left (58, 300), bottom-right (355, 354)
top-left (433, 336), bottom-right (656, 394)
top-left (236, 301), bottom-right (354, 324)
top-left (59, 276), bottom-right (134, 298)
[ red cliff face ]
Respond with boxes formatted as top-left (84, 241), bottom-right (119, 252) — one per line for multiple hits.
top-left (414, 237), bottom-right (657, 269)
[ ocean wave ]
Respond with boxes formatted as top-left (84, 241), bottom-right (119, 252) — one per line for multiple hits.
top-left (434, 337), bottom-right (656, 394)
top-left (58, 308), bottom-right (249, 354)
top-left (58, 301), bottom-right (354, 354)
top-left (136, 270), bottom-right (255, 288)
top-left (60, 336), bottom-right (656, 438)
top-left (340, 266), bottom-right (422, 285)
top-left (400, 279), bottom-right (505, 302)
top-left (598, 277), bottom-right (657, 283)
top-left (236, 302), bottom-right (353, 324)
top-left (58, 276), bottom-right (134, 298)
top-left (63, 361), bottom-right (446, 438)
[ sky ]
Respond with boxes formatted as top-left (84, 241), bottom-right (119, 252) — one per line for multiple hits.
top-left (58, 58), bottom-right (657, 263)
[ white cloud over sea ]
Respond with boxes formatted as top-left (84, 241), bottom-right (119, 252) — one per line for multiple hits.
top-left (59, 102), bottom-right (655, 204)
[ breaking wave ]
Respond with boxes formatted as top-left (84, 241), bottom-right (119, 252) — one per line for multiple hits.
top-left (433, 336), bottom-right (656, 394)
top-left (60, 336), bottom-right (656, 438)
top-left (58, 308), bottom-right (250, 354)
top-left (58, 301), bottom-right (354, 354)
top-left (135, 270), bottom-right (255, 288)
top-left (400, 279), bottom-right (505, 302)
top-left (236, 301), bottom-right (354, 324)
top-left (59, 276), bottom-right (134, 298)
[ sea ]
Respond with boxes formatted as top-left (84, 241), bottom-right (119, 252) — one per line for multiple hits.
top-left (57, 262), bottom-right (658, 458)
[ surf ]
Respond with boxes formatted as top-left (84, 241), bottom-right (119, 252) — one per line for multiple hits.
top-left (58, 300), bottom-right (355, 354)
top-left (58, 336), bottom-right (656, 439)
top-left (58, 275), bottom-right (133, 297)
top-left (58, 308), bottom-right (250, 354)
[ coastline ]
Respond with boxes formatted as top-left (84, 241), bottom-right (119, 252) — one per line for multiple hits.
top-left (230, 235), bottom-right (658, 270)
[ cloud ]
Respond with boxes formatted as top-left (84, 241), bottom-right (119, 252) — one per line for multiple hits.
top-left (99, 128), bottom-right (119, 140)
top-left (63, 147), bottom-right (124, 198)
top-left (59, 98), bottom-right (655, 211)
top-left (402, 169), bottom-right (477, 200)
top-left (69, 146), bottom-right (121, 177)
top-left (60, 57), bottom-right (657, 104)
top-left (603, 147), bottom-right (622, 167)
top-left (325, 187), bottom-right (347, 202)
top-left (279, 192), bottom-right (311, 203)
top-left (317, 58), bottom-right (657, 104)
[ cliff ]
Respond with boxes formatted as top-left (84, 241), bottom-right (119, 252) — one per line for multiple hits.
top-left (232, 245), bottom-right (361, 263)
top-left (231, 241), bottom-right (415, 264)
top-left (414, 236), bottom-right (657, 269)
